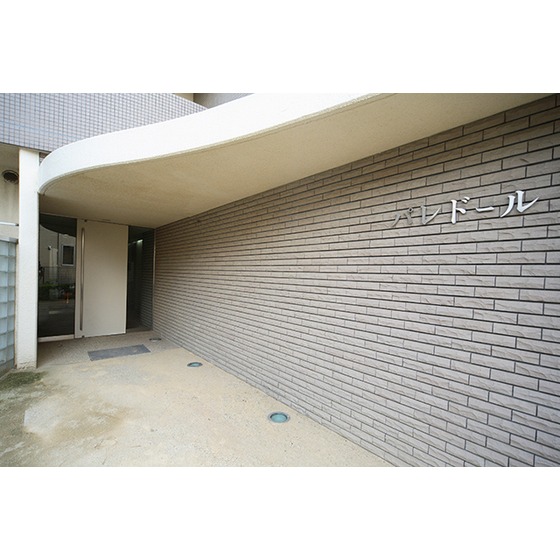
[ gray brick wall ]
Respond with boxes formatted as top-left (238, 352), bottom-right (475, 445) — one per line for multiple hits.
top-left (154, 95), bottom-right (560, 466)
top-left (0, 93), bottom-right (205, 153)
top-left (140, 230), bottom-right (154, 329)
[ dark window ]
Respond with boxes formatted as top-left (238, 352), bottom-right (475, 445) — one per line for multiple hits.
top-left (62, 245), bottom-right (74, 266)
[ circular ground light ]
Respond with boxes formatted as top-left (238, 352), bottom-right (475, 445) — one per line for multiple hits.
top-left (149, 337), bottom-right (161, 342)
top-left (187, 362), bottom-right (203, 367)
top-left (268, 412), bottom-right (290, 423)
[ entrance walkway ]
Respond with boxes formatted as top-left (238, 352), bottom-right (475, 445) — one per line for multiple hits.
top-left (0, 332), bottom-right (391, 467)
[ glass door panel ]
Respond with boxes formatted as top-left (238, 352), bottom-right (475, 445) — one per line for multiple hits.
top-left (38, 214), bottom-right (77, 338)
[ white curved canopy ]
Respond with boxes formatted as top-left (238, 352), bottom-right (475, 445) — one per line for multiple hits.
top-left (38, 93), bottom-right (546, 228)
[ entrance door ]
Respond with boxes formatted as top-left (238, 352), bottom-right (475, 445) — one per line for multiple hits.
top-left (38, 215), bottom-right (77, 339)
top-left (75, 219), bottom-right (128, 338)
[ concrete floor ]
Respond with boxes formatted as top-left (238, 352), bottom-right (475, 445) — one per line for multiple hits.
top-left (0, 331), bottom-right (391, 467)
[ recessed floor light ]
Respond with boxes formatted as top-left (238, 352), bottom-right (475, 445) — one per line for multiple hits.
top-left (268, 412), bottom-right (289, 423)
top-left (187, 362), bottom-right (203, 367)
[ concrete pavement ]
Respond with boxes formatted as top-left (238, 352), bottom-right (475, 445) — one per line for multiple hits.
top-left (0, 332), bottom-right (391, 467)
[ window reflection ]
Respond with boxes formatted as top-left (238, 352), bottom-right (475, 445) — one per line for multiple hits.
top-left (38, 214), bottom-right (76, 338)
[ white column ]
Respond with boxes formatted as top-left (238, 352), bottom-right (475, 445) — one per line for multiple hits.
top-left (16, 149), bottom-right (40, 369)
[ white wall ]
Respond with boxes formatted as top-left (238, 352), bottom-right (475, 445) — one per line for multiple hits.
top-left (193, 93), bottom-right (251, 108)
top-left (0, 143), bottom-right (21, 240)
top-left (0, 180), bottom-right (19, 240)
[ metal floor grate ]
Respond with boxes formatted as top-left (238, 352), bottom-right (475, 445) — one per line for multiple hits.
top-left (88, 344), bottom-right (150, 361)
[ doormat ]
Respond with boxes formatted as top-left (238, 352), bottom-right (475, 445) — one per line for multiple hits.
top-left (88, 344), bottom-right (150, 361)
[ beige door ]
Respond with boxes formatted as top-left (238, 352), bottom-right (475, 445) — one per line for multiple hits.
top-left (75, 220), bottom-right (128, 338)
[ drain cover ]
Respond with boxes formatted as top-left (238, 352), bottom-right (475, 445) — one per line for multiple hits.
top-left (187, 362), bottom-right (203, 367)
top-left (268, 412), bottom-right (290, 423)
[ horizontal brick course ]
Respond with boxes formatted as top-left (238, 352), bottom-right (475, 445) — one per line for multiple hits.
top-left (155, 95), bottom-right (560, 466)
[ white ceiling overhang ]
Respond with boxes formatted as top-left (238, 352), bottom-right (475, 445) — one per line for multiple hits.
top-left (38, 93), bottom-right (548, 228)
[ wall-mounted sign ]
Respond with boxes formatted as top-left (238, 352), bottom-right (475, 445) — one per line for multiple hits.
top-left (390, 189), bottom-right (539, 228)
